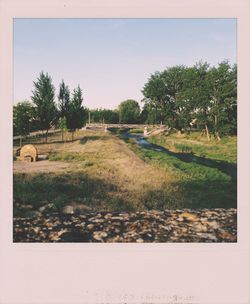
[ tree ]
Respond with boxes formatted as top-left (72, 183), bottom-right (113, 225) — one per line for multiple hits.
top-left (118, 99), bottom-right (140, 124)
top-left (141, 61), bottom-right (237, 138)
top-left (58, 80), bottom-right (70, 117)
top-left (67, 85), bottom-right (86, 141)
top-left (207, 61), bottom-right (237, 139)
top-left (58, 116), bottom-right (68, 142)
top-left (31, 71), bottom-right (57, 142)
top-left (13, 101), bottom-right (35, 147)
top-left (58, 80), bottom-right (70, 142)
top-left (142, 72), bottom-right (169, 125)
top-left (142, 66), bottom-right (186, 128)
top-left (89, 108), bottom-right (119, 124)
top-left (140, 102), bottom-right (161, 125)
top-left (177, 62), bottom-right (211, 137)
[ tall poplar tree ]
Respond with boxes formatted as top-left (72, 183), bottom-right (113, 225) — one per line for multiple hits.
top-left (58, 80), bottom-right (70, 142)
top-left (67, 85), bottom-right (86, 141)
top-left (31, 71), bottom-right (57, 142)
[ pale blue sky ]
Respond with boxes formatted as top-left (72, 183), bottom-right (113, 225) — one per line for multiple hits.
top-left (14, 18), bottom-right (236, 109)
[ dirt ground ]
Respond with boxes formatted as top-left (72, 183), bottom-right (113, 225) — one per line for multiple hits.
top-left (13, 160), bottom-right (71, 173)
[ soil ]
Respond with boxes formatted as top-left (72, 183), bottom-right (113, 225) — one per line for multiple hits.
top-left (13, 160), bottom-right (71, 173)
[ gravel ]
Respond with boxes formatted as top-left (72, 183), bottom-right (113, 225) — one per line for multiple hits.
top-left (13, 208), bottom-right (237, 243)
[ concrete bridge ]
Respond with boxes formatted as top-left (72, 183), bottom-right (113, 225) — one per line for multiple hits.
top-left (85, 123), bottom-right (166, 129)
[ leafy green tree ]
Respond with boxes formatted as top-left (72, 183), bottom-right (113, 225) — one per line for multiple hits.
top-left (118, 99), bottom-right (140, 124)
top-left (31, 71), bottom-right (57, 142)
top-left (58, 80), bottom-right (71, 142)
top-left (58, 80), bottom-right (70, 118)
top-left (90, 108), bottom-right (119, 124)
top-left (142, 66), bottom-right (186, 128)
top-left (142, 72), bottom-right (169, 124)
top-left (207, 61), bottom-right (237, 138)
top-left (140, 103), bottom-right (161, 125)
top-left (141, 61), bottom-right (237, 138)
top-left (58, 116), bottom-right (68, 142)
top-left (102, 109), bottom-right (119, 124)
top-left (13, 101), bottom-right (35, 147)
top-left (67, 85), bottom-right (86, 141)
top-left (178, 62), bottom-right (211, 137)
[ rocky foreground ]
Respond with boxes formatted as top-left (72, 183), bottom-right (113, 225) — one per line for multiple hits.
top-left (13, 208), bottom-right (237, 243)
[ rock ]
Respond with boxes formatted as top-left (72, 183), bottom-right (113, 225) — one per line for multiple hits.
top-left (176, 217), bottom-right (184, 222)
top-left (207, 221), bottom-right (220, 229)
top-left (93, 231), bottom-right (108, 241)
top-left (39, 203), bottom-right (56, 213)
top-left (38, 154), bottom-right (48, 160)
top-left (193, 223), bottom-right (207, 232)
top-left (13, 208), bottom-right (237, 243)
top-left (62, 205), bottom-right (74, 214)
top-left (74, 204), bottom-right (92, 214)
top-left (86, 224), bottom-right (95, 230)
top-left (180, 212), bottom-right (198, 222)
top-left (111, 216), bottom-right (124, 221)
top-left (114, 228), bottom-right (120, 234)
top-left (92, 219), bottom-right (105, 223)
top-left (196, 233), bottom-right (218, 242)
top-left (218, 230), bottom-right (236, 241)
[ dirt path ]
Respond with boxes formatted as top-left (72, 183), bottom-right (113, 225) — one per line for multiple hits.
top-left (14, 160), bottom-right (71, 173)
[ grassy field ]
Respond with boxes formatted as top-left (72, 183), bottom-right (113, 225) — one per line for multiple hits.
top-left (13, 129), bottom-right (237, 217)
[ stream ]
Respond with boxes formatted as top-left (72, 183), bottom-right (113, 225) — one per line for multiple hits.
top-left (120, 130), bottom-right (236, 180)
top-left (122, 132), bottom-right (164, 152)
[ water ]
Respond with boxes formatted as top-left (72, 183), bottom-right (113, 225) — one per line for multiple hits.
top-left (125, 133), bottom-right (164, 152)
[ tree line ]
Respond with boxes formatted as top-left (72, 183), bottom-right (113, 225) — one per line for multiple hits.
top-left (141, 60), bottom-right (237, 139)
top-left (13, 71), bottom-right (87, 143)
top-left (14, 61), bottom-right (237, 143)
top-left (88, 61), bottom-right (237, 139)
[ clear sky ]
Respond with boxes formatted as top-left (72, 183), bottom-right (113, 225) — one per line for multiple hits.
top-left (14, 18), bottom-right (236, 109)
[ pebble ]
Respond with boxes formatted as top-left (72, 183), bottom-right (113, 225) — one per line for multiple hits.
top-left (62, 205), bottom-right (74, 215)
top-left (13, 208), bottom-right (237, 243)
top-left (93, 231), bottom-right (108, 241)
top-left (86, 224), bottom-right (95, 230)
top-left (207, 221), bottom-right (220, 229)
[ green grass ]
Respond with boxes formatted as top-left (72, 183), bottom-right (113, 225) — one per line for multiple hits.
top-left (119, 131), bottom-right (237, 209)
top-left (128, 129), bottom-right (144, 134)
top-left (14, 129), bottom-right (237, 217)
top-left (148, 132), bottom-right (236, 163)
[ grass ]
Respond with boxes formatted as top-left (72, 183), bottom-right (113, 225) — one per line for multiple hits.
top-left (128, 129), bottom-right (144, 134)
top-left (13, 128), bottom-right (237, 217)
top-left (148, 132), bottom-right (237, 163)
top-left (117, 130), bottom-right (237, 209)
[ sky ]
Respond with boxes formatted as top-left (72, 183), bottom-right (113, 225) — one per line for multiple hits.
top-left (14, 18), bottom-right (236, 109)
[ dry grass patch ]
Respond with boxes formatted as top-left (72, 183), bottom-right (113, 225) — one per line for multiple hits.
top-left (14, 130), bottom-right (177, 216)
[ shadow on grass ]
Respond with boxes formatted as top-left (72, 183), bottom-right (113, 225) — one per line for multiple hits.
top-left (121, 132), bottom-right (237, 180)
top-left (148, 143), bottom-right (237, 180)
top-left (79, 135), bottom-right (103, 144)
top-left (142, 179), bottom-right (236, 210)
top-left (13, 172), bottom-right (135, 217)
top-left (115, 132), bottom-right (236, 209)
